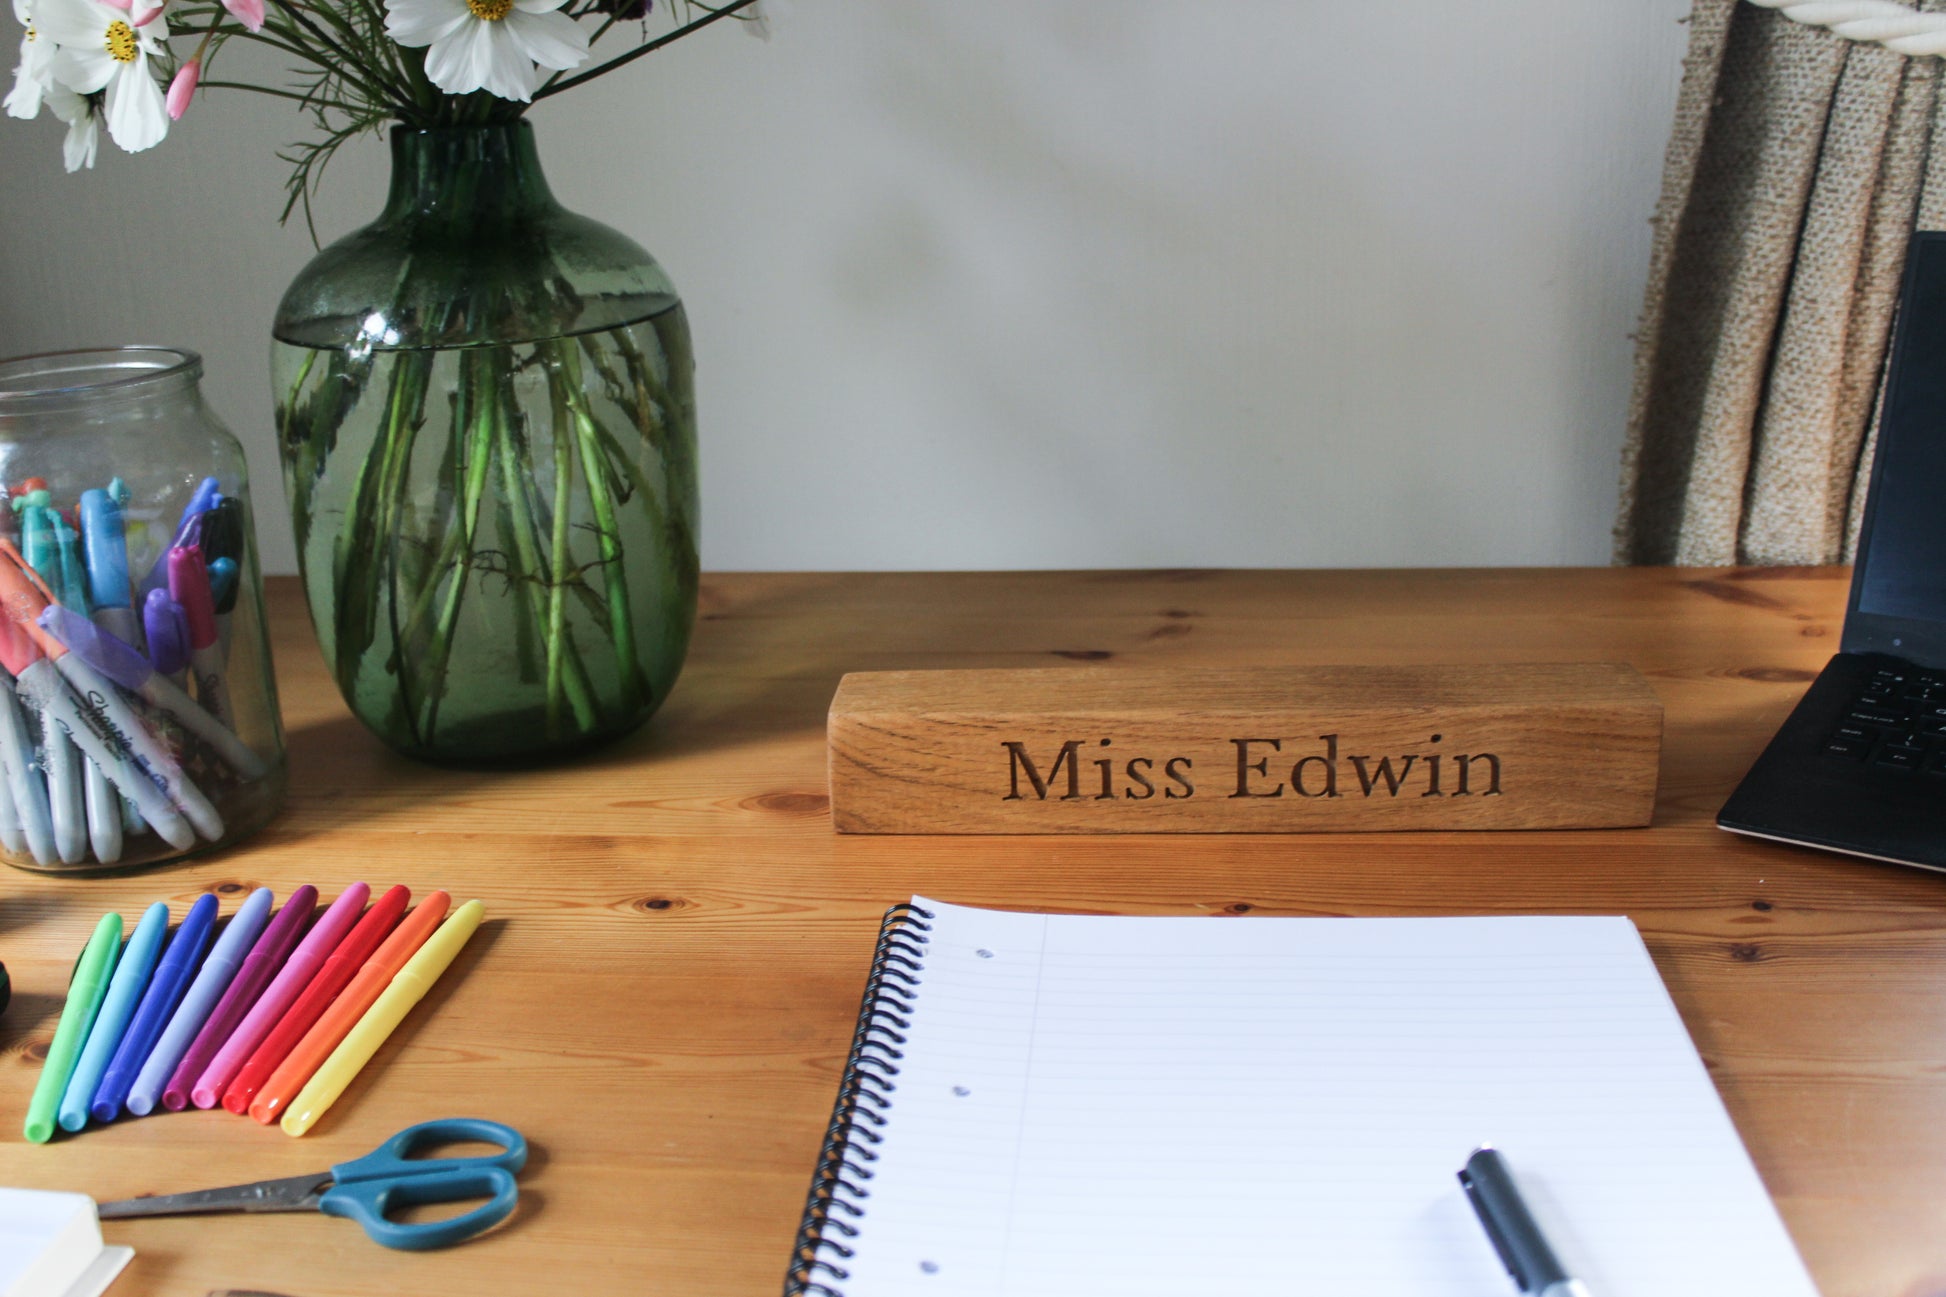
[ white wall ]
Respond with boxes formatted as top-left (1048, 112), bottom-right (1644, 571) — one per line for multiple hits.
top-left (0, 1), bottom-right (1693, 574)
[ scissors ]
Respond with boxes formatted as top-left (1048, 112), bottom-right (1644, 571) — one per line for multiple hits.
top-left (96, 1117), bottom-right (526, 1251)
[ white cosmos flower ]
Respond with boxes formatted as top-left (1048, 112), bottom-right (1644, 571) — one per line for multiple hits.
top-left (44, 80), bottom-right (97, 169)
top-left (385, 0), bottom-right (587, 103)
top-left (35, 0), bottom-right (165, 152)
top-left (4, 0), bottom-right (56, 120)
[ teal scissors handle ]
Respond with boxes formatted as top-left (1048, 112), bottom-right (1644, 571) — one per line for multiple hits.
top-left (318, 1117), bottom-right (528, 1250)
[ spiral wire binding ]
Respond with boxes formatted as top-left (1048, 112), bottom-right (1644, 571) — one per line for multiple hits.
top-left (784, 902), bottom-right (935, 1296)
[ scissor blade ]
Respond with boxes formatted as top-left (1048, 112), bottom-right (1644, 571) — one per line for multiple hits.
top-left (98, 1170), bottom-right (334, 1218)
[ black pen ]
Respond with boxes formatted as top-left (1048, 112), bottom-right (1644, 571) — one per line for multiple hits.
top-left (1458, 1147), bottom-right (1593, 1297)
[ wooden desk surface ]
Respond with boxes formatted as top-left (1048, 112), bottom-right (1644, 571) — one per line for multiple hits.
top-left (2, 568), bottom-right (1942, 1297)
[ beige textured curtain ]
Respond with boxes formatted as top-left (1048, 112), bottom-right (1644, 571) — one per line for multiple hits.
top-left (1616, 0), bottom-right (1946, 566)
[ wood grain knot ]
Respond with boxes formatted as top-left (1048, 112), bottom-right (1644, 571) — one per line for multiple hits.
top-left (1729, 942), bottom-right (1764, 962)
top-left (1733, 666), bottom-right (1815, 684)
top-left (1160, 609), bottom-right (1201, 619)
top-left (743, 791), bottom-right (830, 817)
top-left (633, 896), bottom-right (685, 914)
top-left (22, 1037), bottom-right (48, 1063)
top-left (1225, 902), bottom-right (1255, 914)
top-left (215, 881), bottom-right (247, 895)
top-left (1146, 621), bottom-right (1193, 640)
top-left (1052, 649), bottom-right (1113, 661)
top-left (1751, 899), bottom-right (1773, 912)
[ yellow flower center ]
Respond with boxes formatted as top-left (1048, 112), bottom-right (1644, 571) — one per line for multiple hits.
top-left (104, 20), bottom-right (137, 62)
top-left (466, 0), bottom-right (513, 20)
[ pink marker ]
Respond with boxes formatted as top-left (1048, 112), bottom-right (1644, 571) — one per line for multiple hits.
top-left (191, 883), bottom-right (369, 1109)
top-left (168, 546), bottom-right (232, 730)
top-left (163, 885), bottom-right (317, 1111)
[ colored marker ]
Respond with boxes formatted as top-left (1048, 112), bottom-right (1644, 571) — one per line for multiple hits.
top-left (251, 891), bottom-right (449, 1126)
top-left (164, 885), bottom-right (316, 1111)
top-left (126, 887), bottom-right (272, 1117)
top-left (282, 899), bottom-right (485, 1137)
top-left (143, 588), bottom-right (189, 685)
top-left (193, 883), bottom-right (369, 1109)
top-left (92, 893), bottom-right (219, 1122)
top-left (169, 547), bottom-right (232, 731)
top-left (79, 488), bottom-right (138, 645)
top-left (0, 649), bottom-right (55, 866)
top-left (0, 541), bottom-right (215, 845)
top-left (23, 912), bottom-right (121, 1142)
top-left (59, 902), bottom-right (169, 1131)
top-left (200, 498), bottom-right (244, 567)
top-left (229, 885), bottom-right (408, 1116)
top-left (39, 606), bottom-right (267, 779)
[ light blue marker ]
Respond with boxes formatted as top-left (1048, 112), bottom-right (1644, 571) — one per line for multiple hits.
top-left (59, 902), bottom-right (170, 1132)
top-left (125, 888), bottom-right (272, 1117)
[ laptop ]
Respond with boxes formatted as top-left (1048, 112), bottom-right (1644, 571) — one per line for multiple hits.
top-left (1718, 231), bottom-right (1946, 873)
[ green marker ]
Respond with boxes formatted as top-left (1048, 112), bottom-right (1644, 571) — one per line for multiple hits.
top-left (24, 913), bottom-right (122, 1143)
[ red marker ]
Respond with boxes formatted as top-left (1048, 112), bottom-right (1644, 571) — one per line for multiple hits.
top-left (223, 885), bottom-right (410, 1115)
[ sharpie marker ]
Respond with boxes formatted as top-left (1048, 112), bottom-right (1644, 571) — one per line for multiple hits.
top-left (23, 912), bottom-right (121, 1142)
top-left (165, 886), bottom-right (316, 1111)
top-left (0, 653), bottom-right (54, 866)
top-left (93, 893), bottom-right (218, 1122)
top-left (143, 587), bottom-right (190, 687)
top-left (137, 476), bottom-right (220, 603)
top-left (169, 547), bottom-right (232, 730)
top-left (283, 899), bottom-right (485, 1137)
top-left (194, 883), bottom-right (370, 1108)
top-left (127, 888), bottom-right (272, 1117)
top-left (40, 606), bottom-right (267, 779)
top-left (229, 884), bottom-right (408, 1116)
top-left (60, 902), bottom-right (169, 1131)
top-left (0, 541), bottom-right (216, 845)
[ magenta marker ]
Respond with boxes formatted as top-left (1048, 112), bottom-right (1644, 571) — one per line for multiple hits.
top-left (162, 885), bottom-right (316, 1111)
top-left (192, 883), bottom-right (369, 1108)
top-left (168, 547), bottom-right (232, 730)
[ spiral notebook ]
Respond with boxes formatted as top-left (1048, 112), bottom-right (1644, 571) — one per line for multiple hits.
top-left (785, 898), bottom-right (1820, 1297)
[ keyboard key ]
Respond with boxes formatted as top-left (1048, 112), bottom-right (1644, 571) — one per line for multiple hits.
top-left (1822, 739), bottom-right (1869, 760)
top-left (1850, 710), bottom-right (1906, 727)
top-left (1926, 751), bottom-right (1946, 777)
top-left (1875, 748), bottom-right (1921, 770)
top-left (1834, 725), bottom-right (1873, 743)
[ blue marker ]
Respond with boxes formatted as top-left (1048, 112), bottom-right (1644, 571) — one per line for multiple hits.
top-left (49, 511), bottom-right (89, 613)
top-left (93, 893), bottom-right (218, 1122)
top-left (80, 488), bottom-right (139, 644)
top-left (126, 887), bottom-right (273, 1117)
top-left (59, 902), bottom-right (170, 1131)
top-left (144, 588), bottom-right (191, 684)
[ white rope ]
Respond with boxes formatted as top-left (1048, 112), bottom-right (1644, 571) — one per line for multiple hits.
top-left (1746, 0), bottom-right (1946, 55)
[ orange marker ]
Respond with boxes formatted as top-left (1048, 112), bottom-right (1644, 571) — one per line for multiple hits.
top-left (248, 890), bottom-right (450, 1125)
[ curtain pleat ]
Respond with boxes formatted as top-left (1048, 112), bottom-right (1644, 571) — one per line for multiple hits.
top-left (1616, 1), bottom-right (1946, 566)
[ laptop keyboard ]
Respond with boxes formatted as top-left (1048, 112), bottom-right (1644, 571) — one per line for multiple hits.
top-left (1821, 666), bottom-right (1946, 775)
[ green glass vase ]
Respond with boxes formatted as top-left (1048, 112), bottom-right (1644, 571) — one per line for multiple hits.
top-left (272, 122), bottom-right (698, 764)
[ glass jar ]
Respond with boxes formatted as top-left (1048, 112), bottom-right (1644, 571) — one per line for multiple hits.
top-left (0, 347), bottom-right (287, 873)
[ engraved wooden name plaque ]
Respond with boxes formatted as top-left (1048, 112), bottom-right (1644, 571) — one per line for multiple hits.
top-left (827, 664), bottom-right (1662, 834)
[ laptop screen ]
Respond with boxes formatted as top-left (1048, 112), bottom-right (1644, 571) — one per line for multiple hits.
top-left (1854, 233), bottom-right (1946, 628)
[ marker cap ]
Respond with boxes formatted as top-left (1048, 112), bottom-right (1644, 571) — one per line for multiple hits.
top-left (143, 589), bottom-right (189, 675)
top-left (79, 489), bottom-right (131, 611)
top-left (167, 548), bottom-right (218, 651)
top-left (39, 605), bottom-right (151, 693)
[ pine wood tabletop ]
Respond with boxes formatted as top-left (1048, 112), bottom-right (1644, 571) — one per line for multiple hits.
top-left (1, 567), bottom-right (1941, 1297)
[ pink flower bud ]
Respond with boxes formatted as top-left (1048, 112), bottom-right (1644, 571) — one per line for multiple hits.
top-left (166, 59), bottom-right (200, 120)
top-left (220, 0), bottom-right (263, 30)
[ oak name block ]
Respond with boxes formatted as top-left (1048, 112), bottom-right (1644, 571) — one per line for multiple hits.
top-left (828, 664), bottom-right (1663, 834)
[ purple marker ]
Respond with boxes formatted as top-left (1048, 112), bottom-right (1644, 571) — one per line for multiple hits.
top-left (162, 885), bottom-right (317, 1111)
top-left (144, 587), bottom-right (190, 684)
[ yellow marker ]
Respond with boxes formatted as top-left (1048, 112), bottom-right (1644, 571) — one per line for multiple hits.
top-left (280, 899), bottom-right (485, 1137)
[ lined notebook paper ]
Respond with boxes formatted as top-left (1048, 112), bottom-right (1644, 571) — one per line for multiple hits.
top-left (792, 898), bottom-right (1819, 1297)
